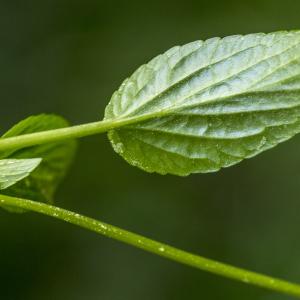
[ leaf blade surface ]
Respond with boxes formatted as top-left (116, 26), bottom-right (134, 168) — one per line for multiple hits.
top-left (105, 31), bottom-right (300, 175)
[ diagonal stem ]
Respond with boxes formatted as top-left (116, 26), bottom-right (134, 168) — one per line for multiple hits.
top-left (0, 120), bottom-right (118, 152)
top-left (1, 193), bottom-right (300, 298)
top-left (0, 113), bottom-right (160, 152)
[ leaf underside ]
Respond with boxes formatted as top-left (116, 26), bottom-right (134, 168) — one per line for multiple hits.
top-left (0, 114), bottom-right (77, 203)
top-left (0, 158), bottom-right (41, 190)
top-left (105, 31), bottom-right (300, 175)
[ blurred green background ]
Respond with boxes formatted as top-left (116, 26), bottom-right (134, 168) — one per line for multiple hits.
top-left (1, 0), bottom-right (300, 299)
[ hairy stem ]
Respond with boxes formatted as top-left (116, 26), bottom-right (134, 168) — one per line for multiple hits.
top-left (1, 194), bottom-right (300, 298)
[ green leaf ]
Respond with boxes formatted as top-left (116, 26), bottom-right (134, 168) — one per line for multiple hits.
top-left (0, 158), bottom-right (41, 190)
top-left (0, 114), bottom-right (77, 202)
top-left (105, 31), bottom-right (300, 175)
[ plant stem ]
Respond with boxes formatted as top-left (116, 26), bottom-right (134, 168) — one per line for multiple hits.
top-left (1, 194), bottom-right (300, 298)
top-left (0, 119), bottom-right (116, 152)
top-left (0, 113), bottom-right (158, 152)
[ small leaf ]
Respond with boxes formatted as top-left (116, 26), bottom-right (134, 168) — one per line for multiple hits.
top-left (105, 31), bottom-right (300, 175)
top-left (0, 158), bottom-right (41, 190)
top-left (0, 114), bottom-right (77, 202)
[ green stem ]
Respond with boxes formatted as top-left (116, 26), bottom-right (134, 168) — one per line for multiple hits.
top-left (1, 194), bottom-right (300, 298)
top-left (0, 119), bottom-right (117, 152)
top-left (0, 114), bottom-right (157, 152)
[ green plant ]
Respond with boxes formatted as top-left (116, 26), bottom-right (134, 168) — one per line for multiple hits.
top-left (1, 30), bottom-right (300, 298)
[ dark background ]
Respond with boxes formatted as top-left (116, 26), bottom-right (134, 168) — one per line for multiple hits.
top-left (1, 1), bottom-right (300, 299)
